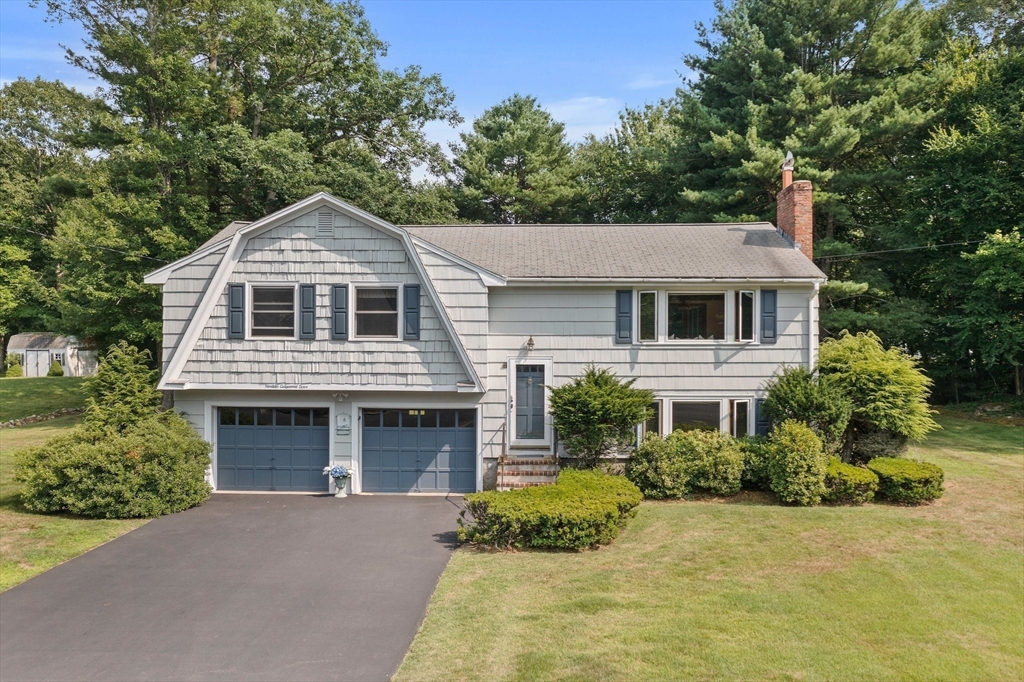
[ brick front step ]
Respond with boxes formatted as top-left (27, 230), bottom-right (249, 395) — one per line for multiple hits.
top-left (500, 456), bottom-right (559, 466)
top-left (499, 481), bottom-right (555, 489)
top-left (499, 469), bottom-right (558, 477)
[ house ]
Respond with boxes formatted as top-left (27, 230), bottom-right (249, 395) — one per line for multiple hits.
top-left (5, 333), bottom-right (98, 378)
top-left (145, 164), bottom-right (823, 494)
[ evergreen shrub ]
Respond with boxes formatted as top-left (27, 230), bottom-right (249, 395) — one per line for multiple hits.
top-left (867, 457), bottom-right (944, 504)
top-left (47, 360), bottom-right (64, 377)
top-left (5, 358), bottom-right (23, 377)
top-left (625, 433), bottom-right (689, 499)
top-left (823, 458), bottom-right (879, 505)
top-left (738, 436), bottom-right (773, 491)
top-left (762, 366), bottom-right (851, 455)
top-left (768, 420), bottom-right (827, 506)
top-left (16, 411), bottom-right (211, 518)
top-left (671, 428), bottom-right (744, 496)
top-left (457, 469), bottom-right (642, 549)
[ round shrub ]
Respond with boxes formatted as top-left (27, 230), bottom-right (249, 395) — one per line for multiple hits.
top-left (16, 411), bottom-right (212, 519)
top-left (762, 366), bottom-right (851, 455)
top-left (768, 420), bottom-right (827, 506)
top-left (670, 429), bottom-right (744, 496)
top-left (738, 436), bottom-right (772, 491)
top-left (47, 360), bottom-right (65, 377)
top-left (626, 433), bottom-right (689, 499)
top-left (850, 427), bottom-right (908, 463)
top-left (458, 470), bottom-right (642, 550)
top-left (823, 457), bottom-right (879, 505)
top-left (5, 355), bottom-right (23, 377)
top-left (867, 457), bottom-right (944, 504)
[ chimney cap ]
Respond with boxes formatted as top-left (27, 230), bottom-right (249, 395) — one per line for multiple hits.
top-left (781, 151), bottom-right (794, 171)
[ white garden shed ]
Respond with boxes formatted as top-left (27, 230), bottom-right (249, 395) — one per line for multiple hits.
top-left (6, 333), bottom-right (98, 378)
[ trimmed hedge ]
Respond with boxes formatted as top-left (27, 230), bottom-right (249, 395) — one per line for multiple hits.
top-left (867, 457), bottom-right (944, 504)
top-left (16, 411), bottom-right (212, 518)
top-left (823, 458), bottom-right (879, 505)
top-left (625, 434), bottom-right (689, 499)
top-left (458, 469), bottom-right (643, 550)
top-left (768, 420), bottom-right (827, 506)
top-left (672, 429), bottom-right (744, 496)
top-left (47, 360), bottom-right (65, 377)
top-left (738, 436), bottom-right (772, 491)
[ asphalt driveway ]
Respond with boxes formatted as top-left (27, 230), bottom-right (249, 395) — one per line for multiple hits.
top-left (0, 494), bottom-right (463, 682)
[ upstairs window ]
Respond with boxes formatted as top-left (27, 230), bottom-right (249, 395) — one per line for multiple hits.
top-left (735, 290), bottom-right (755, 341)
top-left (668, 294), bottom-right (725, 340)
top-left (638, 291), bottom-right (658, 341)
top-left (251, 287), bottom-right (295, 337)
top-left (355, 287), bottom-right (399, 338)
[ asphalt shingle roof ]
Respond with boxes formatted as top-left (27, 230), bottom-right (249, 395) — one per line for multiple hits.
top-left (7, 333), bottom-right (77, 350)
top-left (404, 223), bottom-right (824, 280)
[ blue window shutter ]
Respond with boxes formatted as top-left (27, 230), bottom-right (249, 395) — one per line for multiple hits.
top-left (331, 284), bottom-right (348, 340)
top-left (761, 289), bottom-right (777, 344)
top-left (755, 399), bottom-right (771, 436)
top-left (404, 284), bottom-right (421, 340)
top-left (615, 290), bottom-right (632, 344)
top-left (299, 284), bottom-right (316, 340)
top-left (228, 284), bottom-right (244, 339)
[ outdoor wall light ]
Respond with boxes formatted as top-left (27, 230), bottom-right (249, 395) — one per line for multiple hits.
top-left (526, 335), bottom-right (535, 352)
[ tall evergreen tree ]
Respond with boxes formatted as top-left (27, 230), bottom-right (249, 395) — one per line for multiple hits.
top-left (451, 94), bottom-right (578, 223)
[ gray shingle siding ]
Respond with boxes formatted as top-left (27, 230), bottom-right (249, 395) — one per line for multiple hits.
top-left (162, 247), bottom-right (227, 371)
top-left (178, 208), bottom-right (470, 387)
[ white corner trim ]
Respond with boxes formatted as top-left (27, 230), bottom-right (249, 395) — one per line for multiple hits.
top-left (411, 236), bottom-right (507, 287)
top-left (158, 192), bottom-right (485, 393)
top-left (143, 243), bottom-right (229, 285)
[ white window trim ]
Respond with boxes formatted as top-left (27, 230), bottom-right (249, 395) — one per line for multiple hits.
top-left (246, 282), bottom-right (299, 340)
top-left (633, 288), bottom-right (761, 346)
top-left (507, 356), bottom-right (554, 448)
top-left (636, 290), bottom-right (659, 343)
top-left (350, 282), bottom-right (404, 341)
top-left (638, 397), bottom-right (664, 441)
top-left (731, 398), bottom-right (752, 437)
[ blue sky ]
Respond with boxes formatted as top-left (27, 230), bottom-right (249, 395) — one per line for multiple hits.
top-left (0, 0), bottom-right (717, 149)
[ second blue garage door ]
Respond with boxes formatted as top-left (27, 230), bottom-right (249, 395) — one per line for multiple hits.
top-left (361, 408), bottom-right (477, 493)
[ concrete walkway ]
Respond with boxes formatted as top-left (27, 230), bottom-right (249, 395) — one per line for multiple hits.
top-left (0, 494), bottom-right (463, 681)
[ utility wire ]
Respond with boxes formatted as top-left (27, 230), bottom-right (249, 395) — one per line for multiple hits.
top-left (1, 222), bottom-right (170, 264)
top-left (819, 240), bottom-right (986, 260)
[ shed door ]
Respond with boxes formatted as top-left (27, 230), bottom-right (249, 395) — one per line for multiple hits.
top-left (361, 409), bottom-right (476, 493)
top-left (216, 407), bottom-right (330, 492)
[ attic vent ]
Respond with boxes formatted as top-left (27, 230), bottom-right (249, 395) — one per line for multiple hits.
top-left (316, 210), bottom-right (334, 236)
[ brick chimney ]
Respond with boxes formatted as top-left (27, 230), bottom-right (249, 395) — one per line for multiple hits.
top-left (776, 152), bottom-right (813, 260)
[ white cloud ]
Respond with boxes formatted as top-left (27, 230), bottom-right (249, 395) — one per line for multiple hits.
top-left (544, 96), bottom-right (623, 142)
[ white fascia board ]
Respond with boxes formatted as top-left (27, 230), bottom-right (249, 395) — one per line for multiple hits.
top-left (410, 236), bottom-right (507, 287)
top-left (158, 192), bottom-right (485, 393)
top-left (144, 242), bottom-right (229, 285)
top-left (503, 276), bottom-right (827, 286)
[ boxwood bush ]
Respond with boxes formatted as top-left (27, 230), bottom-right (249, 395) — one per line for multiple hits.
top-left (823, 457), bottom-right (879, 505)
top-left (867, 457), bottom-right (944, 504)
top-left (16, 411), bottom-right (212, 519)
top-left (738, 436), bottom-right (772, 491)
top-left (625, 433), bottom-right (689, 499)
top-left (768, 420), bottom-right (827, 506)
top-left (457, 469), bottom-right (643, 550)
top-left (671, 429), bottom-right (744, 496)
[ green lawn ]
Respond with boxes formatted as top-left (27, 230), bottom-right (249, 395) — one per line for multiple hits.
top-left (0, 376), bottom-right (89, 421)
top-left (398, 415), bottom-right (1024, 682)
top-left (0, 416), bottom-right (145, 591)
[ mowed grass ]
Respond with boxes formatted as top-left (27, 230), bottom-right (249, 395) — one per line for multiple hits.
top-left (0, 376), bottom-right (89, 421)
top-left (397, 415), bottom-right (1024, 682)
top-left (0, 416), bottom-right (145, 591)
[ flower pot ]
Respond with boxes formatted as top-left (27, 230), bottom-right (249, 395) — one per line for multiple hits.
top-left (334, 477), bottom-right (348, 498)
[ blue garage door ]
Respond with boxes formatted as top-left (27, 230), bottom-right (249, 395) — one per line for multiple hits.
top-left (217, 407), bottom-right (330, 492)
top-left (362, 409), bottom-right (476, 493)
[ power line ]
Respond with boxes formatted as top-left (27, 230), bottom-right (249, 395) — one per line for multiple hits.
top-left (1, 222), bottom-right (170, 264)
top-left (821, 240), bottom-right (986, 260)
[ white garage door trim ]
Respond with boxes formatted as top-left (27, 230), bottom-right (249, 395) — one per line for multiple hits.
top-left (205, 399), bottom-right (336, 492)
top-left (351, 401), bottom-right (482, 494)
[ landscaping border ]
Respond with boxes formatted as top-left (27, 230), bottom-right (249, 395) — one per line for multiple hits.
top-left (1, 407), bottom-right (86, 429)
